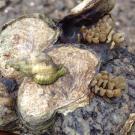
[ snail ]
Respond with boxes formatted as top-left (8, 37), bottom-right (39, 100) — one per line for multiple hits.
top-left (6, 53), bottom-right (67, 85)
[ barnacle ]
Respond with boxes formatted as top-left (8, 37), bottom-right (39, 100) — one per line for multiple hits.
top-left (90, 71), bottom-right (126, 98)
top-left (79, 15), bottom-right (125, 49)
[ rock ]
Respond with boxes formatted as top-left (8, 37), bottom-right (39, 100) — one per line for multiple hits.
top-left (17, 45), bottom-right (99, 133)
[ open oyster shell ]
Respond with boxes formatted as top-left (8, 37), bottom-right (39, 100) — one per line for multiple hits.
top-left (17, 45), bottom-right (99, 133)
top-left (0, 81), bottom-right (17, 130)
top-left (62, 0), bottom-right (116, 24)
top-left (0, 14), bottom-right (60, 83)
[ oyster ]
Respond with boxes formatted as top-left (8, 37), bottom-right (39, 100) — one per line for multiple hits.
top-left (0, 81), bottom-right (17, 130)
top-left (17, 46), bottom-right (99, 133)
top-left (60, 0), bottom-right (116, 42)
top-left (0, 14), bottom-right (60, 83)
top-left (62, 0), bottom-right (116, 25)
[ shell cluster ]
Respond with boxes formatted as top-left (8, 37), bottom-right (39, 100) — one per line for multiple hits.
top-left (79, 15), bottom-right (125, 49)
top-left (90, 71), bottom-right (126, 98)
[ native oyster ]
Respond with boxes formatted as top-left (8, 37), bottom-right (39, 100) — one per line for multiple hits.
top-left (0, 14), bottom-right (60, 83)
top-left (17, 46), bottom-right (99, 133)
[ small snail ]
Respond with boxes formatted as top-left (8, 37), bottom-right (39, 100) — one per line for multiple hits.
top-left (6, 52), bottom-right (67, 85)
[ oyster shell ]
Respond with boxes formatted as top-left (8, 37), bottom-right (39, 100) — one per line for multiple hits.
top-left (62, 0), bottom-right (116, 25)
top-left (60, 0), bottom-right (116, 43)
top-left (17, 46), bottom-right (99, 133)
top-left (0, 81), bottom-right (17, 130)
top-left (0, 14), bottom-right (60, 83)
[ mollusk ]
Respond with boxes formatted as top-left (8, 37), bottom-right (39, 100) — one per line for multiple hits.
top-left (6, 53), bottom-right (67, 85)
top-left (0, 14), bottom-right (60, 83)
top-left (17, 46), bottom-right (99, 134)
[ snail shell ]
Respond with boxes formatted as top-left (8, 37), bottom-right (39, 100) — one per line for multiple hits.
top-left (6, 52), bottom-right (67, 85)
